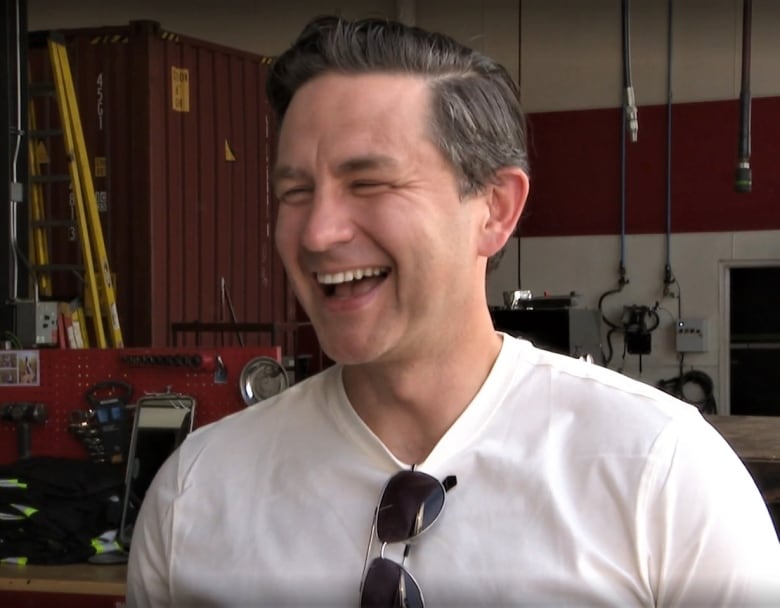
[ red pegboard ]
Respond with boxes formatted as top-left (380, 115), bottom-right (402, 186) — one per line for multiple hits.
top-left (0, 346), bottom-right (281, 464)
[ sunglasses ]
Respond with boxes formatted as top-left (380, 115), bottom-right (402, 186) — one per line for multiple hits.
top-left (360, 469), bottom-right (457, 608)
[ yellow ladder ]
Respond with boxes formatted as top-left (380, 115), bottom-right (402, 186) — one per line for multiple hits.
top-left (28, 37), bottom-right (123, 347)
top-left (27, 104), bottom-right (53, 298)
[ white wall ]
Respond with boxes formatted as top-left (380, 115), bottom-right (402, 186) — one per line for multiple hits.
top-left (26, 0), bottom-right (780, 409)
top-left (487, 231), bottom-right (780, 411)
top-left (26, 0), bottom-right (780, 121)
top-left (520, 0), bottom-right (780, 111)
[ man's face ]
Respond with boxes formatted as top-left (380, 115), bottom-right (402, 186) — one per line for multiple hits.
top-left (273, 72), bottom-right (488, 365)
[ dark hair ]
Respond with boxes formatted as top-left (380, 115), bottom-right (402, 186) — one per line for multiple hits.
top-left (267, 15), bottom-right (529, 270)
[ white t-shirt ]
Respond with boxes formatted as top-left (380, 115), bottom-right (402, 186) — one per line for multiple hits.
top-left (126, 334), bottom-right (780, 606)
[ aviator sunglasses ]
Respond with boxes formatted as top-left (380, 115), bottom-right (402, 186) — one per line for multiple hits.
top-left (360, 469), bottom-right (458, 608)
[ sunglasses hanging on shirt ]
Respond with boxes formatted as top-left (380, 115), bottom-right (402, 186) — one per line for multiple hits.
top-left (360, 469), bottom-right (457, 608)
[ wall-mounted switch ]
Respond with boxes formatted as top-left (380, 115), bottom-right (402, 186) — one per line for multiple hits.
top-left (676, 318), bottom-right (707, 353)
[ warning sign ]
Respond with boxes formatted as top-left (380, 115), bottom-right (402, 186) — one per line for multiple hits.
top-left (172, 66), bottom-right (190, 112)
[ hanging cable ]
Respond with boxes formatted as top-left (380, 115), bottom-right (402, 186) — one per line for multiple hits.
top-left (8, 0), bottom-right (26, 302)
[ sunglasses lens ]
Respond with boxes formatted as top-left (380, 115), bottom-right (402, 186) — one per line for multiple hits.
top-left (361, 557), bottom-right (424, 608)
top-left (376, 470), bottom-right (445, 543)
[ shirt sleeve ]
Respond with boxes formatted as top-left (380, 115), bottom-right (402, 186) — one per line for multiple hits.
top-left (125, 447), bottom-right (182, 608)
top-left (644, 411), bottom-right (780, 606)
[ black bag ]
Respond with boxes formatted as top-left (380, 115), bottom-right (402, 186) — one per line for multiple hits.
top-left (0, 456), bottom-right (124, 564)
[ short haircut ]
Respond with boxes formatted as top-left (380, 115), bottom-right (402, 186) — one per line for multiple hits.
top-left (268, 15), bottom-right (529, 270)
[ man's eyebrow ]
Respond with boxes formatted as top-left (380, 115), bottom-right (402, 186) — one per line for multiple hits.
top-left (271, 165), bottom-right (309, 187)
top-left (271, 155), bottom-right (400, 187)
top-left (335, 155), bottom-right (400, 175)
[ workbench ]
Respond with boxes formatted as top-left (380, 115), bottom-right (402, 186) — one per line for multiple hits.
top-left (707, 415), bottom-right (780, 503)
top-left (0, 562), bottom-right (126, 607)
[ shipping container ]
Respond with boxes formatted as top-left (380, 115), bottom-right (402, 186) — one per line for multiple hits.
top-left (28, 21), bottom-right (297, 350)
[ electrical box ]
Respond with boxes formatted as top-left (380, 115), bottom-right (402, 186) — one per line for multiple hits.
top-left (490, 308), bottom-right (602, 362)
top-left (676, 318), bottom-right (707, 353)
top-left (15, 301), bottom-right (60, 347)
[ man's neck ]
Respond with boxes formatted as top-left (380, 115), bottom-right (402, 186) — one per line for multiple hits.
top-left (343, 329), bottom-right (503, 464)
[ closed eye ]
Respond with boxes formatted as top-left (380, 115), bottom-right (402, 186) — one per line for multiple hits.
top-left (278, 187), bottom-right (313, 205)
top-left (351, 181), bottom-right (391, 196)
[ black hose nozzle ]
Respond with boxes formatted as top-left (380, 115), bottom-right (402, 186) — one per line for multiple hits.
top-left (735, 161), bottom-right (752, 193)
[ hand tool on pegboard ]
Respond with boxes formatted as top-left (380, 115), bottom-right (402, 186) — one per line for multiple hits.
top-left (121, 350), bottom-right (228, 383)
top-left (70, 379), bottom-right (133, 464)
top-left (0, 347), bottom-right (283, 464)
top-left (0, 402), bottom-right (48, 459)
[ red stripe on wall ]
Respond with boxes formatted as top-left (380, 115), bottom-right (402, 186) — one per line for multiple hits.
top-left (521, 96), bottom-right (780, 237)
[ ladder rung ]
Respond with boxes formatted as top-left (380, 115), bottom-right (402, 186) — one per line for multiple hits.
top-left (32, 218), bottom-right (76, 228)
top-left (29, 128), bottom-right (63, 138)
top-left (32, 263), bottom-right (84, 272)
top-left (30, 174), bottom-right (71, 184)
top-left (29, 82), bottom-right (56, 96)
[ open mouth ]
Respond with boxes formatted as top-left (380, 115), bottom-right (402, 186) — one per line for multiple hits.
top-left (316, 266), bottom-right (390, 298)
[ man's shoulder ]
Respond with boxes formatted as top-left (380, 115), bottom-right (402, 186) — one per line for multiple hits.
top-left (182, 366), bottom-right (340, 450)
top-left (501, 334), bottom-right (706, 442)
top-left (503, 335), bottom-right (675, 400)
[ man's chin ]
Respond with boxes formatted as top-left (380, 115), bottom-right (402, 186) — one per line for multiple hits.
top-left (318, 337), bottom-right (381, 367)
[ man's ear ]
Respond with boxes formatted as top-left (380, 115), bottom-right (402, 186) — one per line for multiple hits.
top-left (477, 167), bottom-right (529, 258)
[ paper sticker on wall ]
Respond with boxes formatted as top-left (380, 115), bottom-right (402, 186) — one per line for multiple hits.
top-left (0, 351), bottom-right (40, 386)
top-left (225, 139), bottom-right (236, 162)
top-left (171, 66), bottom-right (190, 112)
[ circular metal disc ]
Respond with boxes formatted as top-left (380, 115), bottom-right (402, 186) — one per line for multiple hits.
top-left (239, 356), bottom-right (290, 406)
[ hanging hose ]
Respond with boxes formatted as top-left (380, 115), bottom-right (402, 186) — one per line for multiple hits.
top-left (622, 0), bottom-right (638, 144)
top-left (620, 0), bottom-right (635, 282)
top-left (664, 0), bottom-right (673, 282)
top-left (599, 0), bottom-right (636, 365)
top-left (663, 0), bottom-right (680, 315)
top-left (516, 2), bottom-right (523, 290)
top-left (657, 369), bottom-right (717, 414)
top-left (619, 0), bottom-right (639, 280)
top-left (735, 0), bottom-right (752, 193)
top-left (620, 0), bottom-right (635, 279)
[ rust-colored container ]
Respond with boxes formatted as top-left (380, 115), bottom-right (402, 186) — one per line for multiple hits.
top-left (28, 21), bottom-right (295, 349)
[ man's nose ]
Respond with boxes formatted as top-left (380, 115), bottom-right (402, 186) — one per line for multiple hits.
top-left (300, 187), bottom-right (355, 252)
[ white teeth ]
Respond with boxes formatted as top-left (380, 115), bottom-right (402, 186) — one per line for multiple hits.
top-left (316, 267), bottom-right (387, 285)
